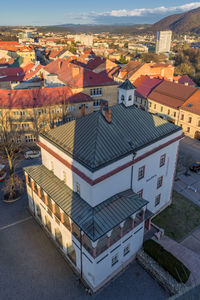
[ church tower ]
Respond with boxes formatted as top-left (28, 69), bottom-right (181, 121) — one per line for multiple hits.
top-left (118, 78), bottom-right (136, 107)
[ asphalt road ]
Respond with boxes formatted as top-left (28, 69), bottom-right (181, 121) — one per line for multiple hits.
top-left (180, 137), bottom-right (200, 165)
top-left (0, 158), bottom-right (169, 300)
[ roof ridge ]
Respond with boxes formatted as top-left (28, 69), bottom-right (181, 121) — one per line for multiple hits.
top-left (89, 112), bottom-right (102, 168)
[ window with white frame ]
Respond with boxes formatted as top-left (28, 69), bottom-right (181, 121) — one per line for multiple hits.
top-left (111, 254), bottom-right (119, 266)
top-left (93, 99), bottom-right (101, 107)
top-left (76, 182), bottom-right (80, 195)
top-left (138, 166), bottom-right (145, 180)
top-left (123, 244), bottom-right (130, 256)
top-left (90, 88), bottom-right (102, 96)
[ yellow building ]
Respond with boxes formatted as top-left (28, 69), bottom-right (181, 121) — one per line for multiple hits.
top-left (0, 86), bottom-right (105, 143)
top-left (178, 90), bottom-right (200, 139)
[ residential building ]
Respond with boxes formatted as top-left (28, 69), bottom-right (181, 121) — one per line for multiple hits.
top-left (178, 89), bottom-right (200, 139)
top-left (42, 59), bottom-right (118, 105)
top-left (155, 31), bottom-right (172, 54)
top-left (118, 61), bottom-right (174, 83)
top-left (133, 77), bottom-right (197, 124)
top-left (128, 43), bottom-right (148, 53)
top-left (0, 86), bottom-right (98, 143)
top-left (74, 34), bottom-right (94, 46)
top-left (24, 81), bottom-right (182, 291)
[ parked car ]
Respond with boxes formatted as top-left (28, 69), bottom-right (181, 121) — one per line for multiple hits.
top-left (187, 185), bottom-right (198, 193)
top-left (189, 162), bottom-right (200, 173)
top-left (24, 150), bottom-right (41, 159)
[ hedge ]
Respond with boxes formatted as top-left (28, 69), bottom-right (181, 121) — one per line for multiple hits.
top-left (143, 239), bottom-right (190, 283)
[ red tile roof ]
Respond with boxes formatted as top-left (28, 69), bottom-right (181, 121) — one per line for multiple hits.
top-left (0, 67), bottom-right (25, 82)
top-left (181, 89), bottom-right (200, 115)
top-left (44, 59), bottom-right (117, 88)
top-left (86, 57), bottom-right (106, 70)
top-left (22, 63), bottom-right (43, 81)
top-left (0, 86), bottom-right (73, 108)
top-left (173, 75), bottom-right (196, 87)
top-left (134, 76), bottom-right (163, 99)
top-left (0, 41), bottom-right (20, 46)
top-left (148, 80), bottom-right (197, 109)
top-left (67, 92), bottom-right (93, 103)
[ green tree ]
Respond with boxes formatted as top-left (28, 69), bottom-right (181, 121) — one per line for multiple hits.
top-left (175, 62), bottom-right (195, 76)
top-left (124, 42), bottom-right (128, 49)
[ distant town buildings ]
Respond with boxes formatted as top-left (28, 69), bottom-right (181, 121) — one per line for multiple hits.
top-left (74, 34), bottom-right (94, 47)
top-left (155, 31), bottom-right (172, 54)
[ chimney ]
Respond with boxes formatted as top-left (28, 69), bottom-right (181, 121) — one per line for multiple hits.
top-left (102, 106), bottom-right (111, 123)
top-left (58, 61), bottom-right (62, 70)
top-left (72, 67), bottom-right (80, 78)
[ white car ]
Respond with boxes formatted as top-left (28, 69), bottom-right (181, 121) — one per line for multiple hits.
top-left (24, 150), bottom-right (41, 159)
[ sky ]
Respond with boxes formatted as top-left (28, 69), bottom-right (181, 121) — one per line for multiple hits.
top-left (0, 1), bottom-right (200, 26)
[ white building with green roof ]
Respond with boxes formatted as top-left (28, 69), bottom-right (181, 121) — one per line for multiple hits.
top-left (24, 102), bottom-right (182, 292)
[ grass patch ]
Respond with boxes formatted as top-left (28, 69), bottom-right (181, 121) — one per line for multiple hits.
top-left (153, 191), bottom-right (200, 242)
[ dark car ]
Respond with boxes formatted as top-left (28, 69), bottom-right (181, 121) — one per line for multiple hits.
top-left (189, 162), bottom-right (200, 173)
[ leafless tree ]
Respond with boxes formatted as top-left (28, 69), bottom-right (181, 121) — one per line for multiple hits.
top-left (0, 110), bottom-right (25, 200)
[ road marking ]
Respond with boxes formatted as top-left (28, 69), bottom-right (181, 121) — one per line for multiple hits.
top-left (0, 216), bottom-right (32, 231)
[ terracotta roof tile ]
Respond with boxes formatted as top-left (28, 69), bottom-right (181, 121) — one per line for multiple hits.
top-left (0, 86), bottom-right (73, 108)
top-left (148, 80), bottom-right (197, 109)
top-left (181, 90), bottom-right (200, 115)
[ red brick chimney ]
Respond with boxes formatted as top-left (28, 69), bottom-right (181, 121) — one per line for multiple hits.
top-left (102, 106), bottom-right (111, 123)
top-left (81, 104), bottom-right (85, 117)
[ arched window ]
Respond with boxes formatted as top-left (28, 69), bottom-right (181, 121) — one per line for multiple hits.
top-left (128, 95), bottom-right (132, 101)
top-left (121, 95), bottom-right (125, 102)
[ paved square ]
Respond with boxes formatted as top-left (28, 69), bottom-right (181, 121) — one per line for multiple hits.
top-left (0, 210), bottom-right (169, 300)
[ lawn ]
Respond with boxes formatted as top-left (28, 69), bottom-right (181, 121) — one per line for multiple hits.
top-left (152, 191), bottom-right (200, 242)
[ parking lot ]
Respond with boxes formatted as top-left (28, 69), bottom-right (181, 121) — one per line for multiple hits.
top-left (0, 157), bottom-right (169, 300)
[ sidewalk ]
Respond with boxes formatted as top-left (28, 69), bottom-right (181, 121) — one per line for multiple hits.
top-left (156, 235), bottom-right (200, 284)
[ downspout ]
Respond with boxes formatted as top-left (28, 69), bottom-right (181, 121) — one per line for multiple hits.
top-left (131, 152), bottom-right (136, 189)
top-left (80, 230), bottom-right (83, 281)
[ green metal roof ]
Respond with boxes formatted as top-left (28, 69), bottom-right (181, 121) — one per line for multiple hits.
top-left (118, 78), bottom-right (136, 90)
top-left (24, 164), bottom-right (148, 241)
top-left (41, 104), bottom-right (181, 172)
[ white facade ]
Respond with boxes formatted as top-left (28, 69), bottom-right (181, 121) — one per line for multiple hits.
top-left (39, 127), bottom-right (180, 213)
top-left (118, 86), bottom-right (135, 107)
top-left (155, 31), bottom-right (172, 54)
top-left (27, 186), bottom-right (145, 290)
top-left (25, 104), bottom-right (182, 292)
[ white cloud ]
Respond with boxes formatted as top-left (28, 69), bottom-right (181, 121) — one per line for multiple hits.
top-left (109, 2), bottom-right (200, 17)
top-left (62, 2), bottom-right (200, 24)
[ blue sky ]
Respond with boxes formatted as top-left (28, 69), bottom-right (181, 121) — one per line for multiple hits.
top-left (0, 1), bottom-right (200, 25)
